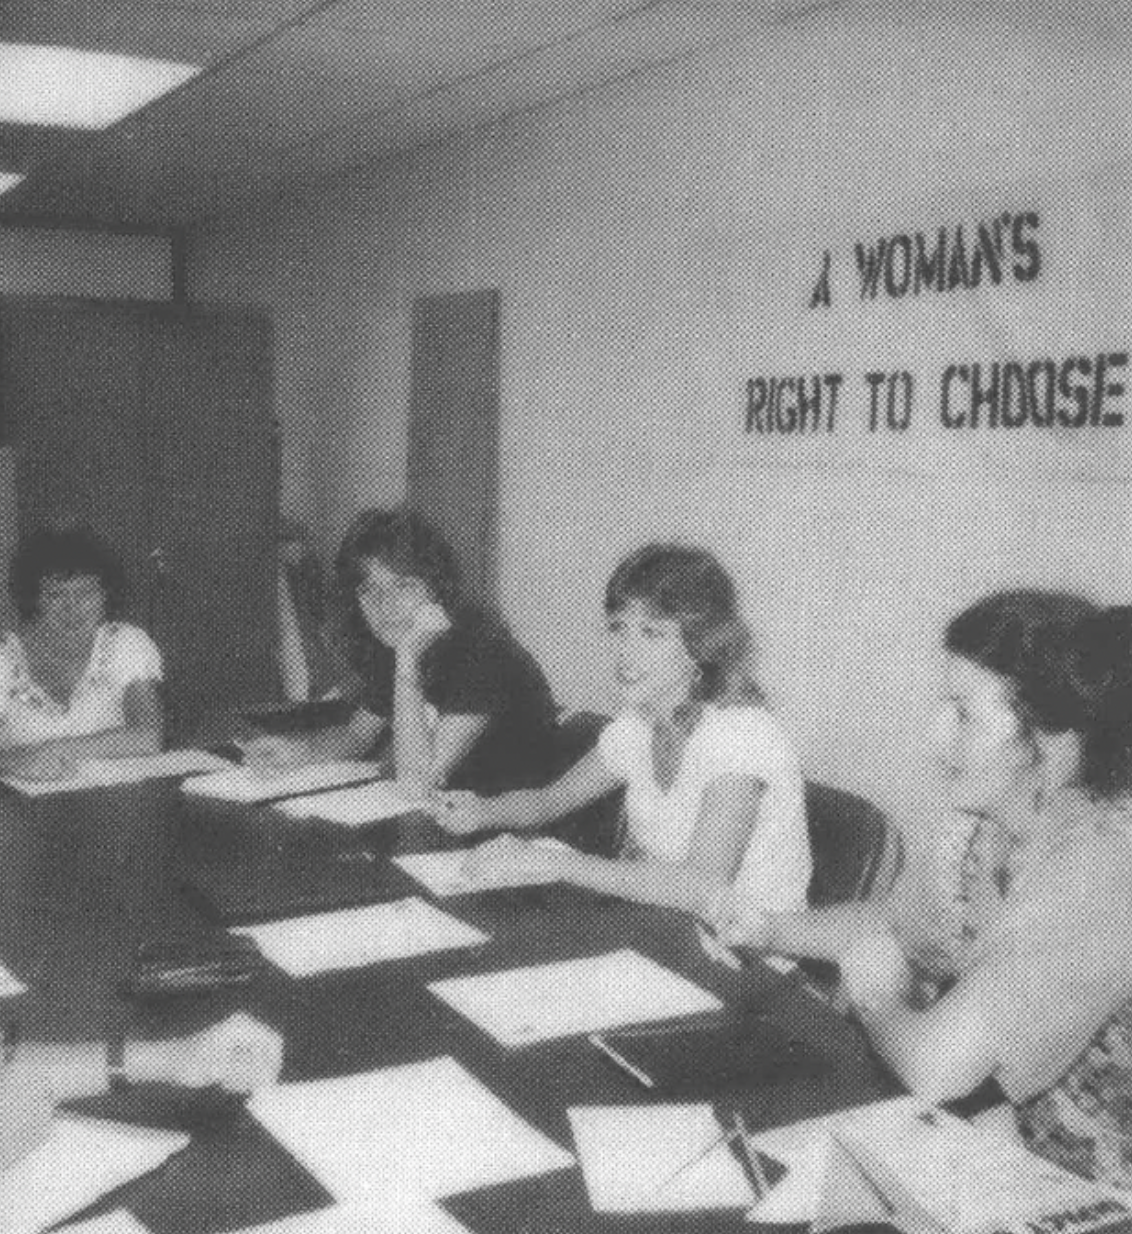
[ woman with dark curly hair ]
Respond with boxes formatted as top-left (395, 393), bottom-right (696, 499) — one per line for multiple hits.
top-left (433, 543), bottom-right (811, 918)
top-left (0, 527), bottom-right (163, 780)
top-left (244, 507), bottom-right (558, 794)
top-left (711, 590), bottom-right (1132, 1187)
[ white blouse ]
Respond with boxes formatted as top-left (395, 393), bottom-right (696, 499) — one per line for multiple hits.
top-left (0, 622), bottom-right (163, 748)
top-left (598, 704), bottom-right (811, 911)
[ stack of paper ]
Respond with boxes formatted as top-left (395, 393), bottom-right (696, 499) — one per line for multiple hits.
top-left (0, 1117), bottom-right (188, 1234)
top-left (817, 1102), bottom-right (1132, 1234)
top-left (568, 1104), bottom-right (754, 1213)
top-left (427, 949), bottom-right (722, 1046)
top-left (248, 1056), bottom-right (573, 1201)
top-left (232, 899), bottom-right (488, 976)
top-left (276, 781), bottom-right (426, 826)
top-left (2, 749), bottom-right (233, 797)
top-left (181, 761), bottom-right (382, 804)
top-left (393, 839), bottom-right (572, 897)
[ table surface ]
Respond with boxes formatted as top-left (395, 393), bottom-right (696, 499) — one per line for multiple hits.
top-left (0, 775), bottom-right (897, 1233)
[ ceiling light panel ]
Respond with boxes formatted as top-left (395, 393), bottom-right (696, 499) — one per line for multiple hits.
top-left (0, 42), bottom-right (199, 128)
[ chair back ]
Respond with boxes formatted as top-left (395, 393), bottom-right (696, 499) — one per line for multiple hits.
top-left (805, 780), bottom-right (902, 907)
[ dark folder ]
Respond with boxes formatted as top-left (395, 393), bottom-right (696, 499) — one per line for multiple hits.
top-left (590, 1014), bottom-right (826, 1096)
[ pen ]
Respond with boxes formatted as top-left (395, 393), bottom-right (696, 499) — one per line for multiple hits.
top-left (731, 1112), bottom-right (769, 1200)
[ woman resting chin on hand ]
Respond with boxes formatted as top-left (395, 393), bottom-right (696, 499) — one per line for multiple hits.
top-left (435, 543), bottom-right (812, 922)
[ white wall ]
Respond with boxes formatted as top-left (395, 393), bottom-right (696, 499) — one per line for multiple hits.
top-left (187, 1), bottom-right (1132, 832)
top-left (0, 226), bottom-right (172, 299)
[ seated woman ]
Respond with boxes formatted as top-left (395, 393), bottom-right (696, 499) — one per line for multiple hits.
top-left (244, 507), bottom-right (558, 793)
top-left (0, 1012), bottom-right (282, 1171)
top-left (433, 543), bottom-right (811, 919)
top-left (0, 528), bottom-right (163, 780)
top-left (711, 590), bottom-right (1132, 1187)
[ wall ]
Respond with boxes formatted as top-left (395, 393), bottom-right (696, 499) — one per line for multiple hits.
top-left (186, 1), bottom-right (1132, 831)
top-left (0, 226), bottom-right (172, 299)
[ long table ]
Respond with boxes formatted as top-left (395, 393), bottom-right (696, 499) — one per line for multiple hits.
top-left (0, 777), bottom-right (897, 1232)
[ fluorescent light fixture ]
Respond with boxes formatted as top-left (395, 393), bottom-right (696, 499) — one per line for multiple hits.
top-left (0, 172), bottom-right (24, 197)
top-left (0, 43), bottom-right (199, 129)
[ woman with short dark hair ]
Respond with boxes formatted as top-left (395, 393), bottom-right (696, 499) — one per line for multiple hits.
top-left (711, 589), bottom-right (1132, 1186)
top-left (245, 507), bottom-right (558, 794)
top-left (0, 527), bottom-right (163, 780)
top-left (434, 542), bottom-right (811, 918)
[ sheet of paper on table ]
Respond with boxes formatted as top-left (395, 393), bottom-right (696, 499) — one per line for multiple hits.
top-left (568, 1104), bottom-right (754, 1213)
top-left (813, 1100), bottom-right (1132, 1234)
top-left (393, 839), bottom-right (572, 897)
top-left (181, 761), bottom-right (382, 804)
top-left (0, 1116), bottom-right (188, 1234)
top-left (248, 1056), bottom-right (573, 1203)
top-left (58, 1212), bottom-right (151, 1234)
top-left (741, 1096), bottom-right (919, 1226)
top-left (428, 948), bottom-right (722, 1046)
top-left (2, 749), bottom-right (234, 797)
top-left (229, 1196), bottom-right (470, 1234)
top-left (275, 780), bottom-right (426, 826)
top-left (231, 898), bottom-right (488, 976)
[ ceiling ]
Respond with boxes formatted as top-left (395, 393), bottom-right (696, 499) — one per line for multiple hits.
top-left (0, 0), bottom-right (841, 233)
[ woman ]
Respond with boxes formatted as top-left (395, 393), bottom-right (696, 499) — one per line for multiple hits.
top-left (244, 507), bottom-right (558, 793)
top-left (0, 1013), bottom-right (283, 1171)
top-left (0, 528), bottom-right (163, 780)
top-left (434, 543), bottom-right (811, 919)
top-left (712, 590), bottom-right (1132, 1187)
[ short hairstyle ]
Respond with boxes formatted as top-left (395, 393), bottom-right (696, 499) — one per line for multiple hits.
top-left (9, 527), bottom-right (128, 622)
top-left (945, 589), bottom-right (1132, 799)
top-left (604, 542), bottom-right (763, 706)
top-left (335, 507), bottom-right (463, 612)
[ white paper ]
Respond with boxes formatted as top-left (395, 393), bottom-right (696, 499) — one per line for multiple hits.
top-left (738, 1096), bottom-right (922, 1225)
top-left (569, 1104), bottom-right (753, 1213)
top-left (428, 949), bottom-right (722, 1047)
top-left (276, 780), bottom-right (426, 826)
top-left (232, 898), bottom-right (488, 976)
top-left (248, 1056), bottom-right (573, 1202)
top-left (231, 1196), bottom-right (469, 1234)
top-left (393, 839), bottom-right (572, 897)
top-left (834, 1103), bottom-right (1129, 1232)
top-left (0, 1116), bottom-right (187, 1234)
top-left (58, 1212), bottom-right (151, 1234)
top-left (181, 761), bottom-right (382, 804)
top-left (2, 749), bottom-right (233, 796)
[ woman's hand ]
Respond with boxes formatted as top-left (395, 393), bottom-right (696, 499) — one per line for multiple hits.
top-left (155, 1013), bottom-right (284, 1093)
top-left (707, 883), bottom-right (774, 950)
top-left (431, 790), bottom-right (493, 836)
top-left (239, 735), bottom-right (313, 776)
top-left (0, 745), bottom-right (80, 782)
top-left (460, 835), bottom-right (573, 888)
top-left (397, 602), bottom-right (451, 659)
top-left (840, 933), bottom-right (914, 1014)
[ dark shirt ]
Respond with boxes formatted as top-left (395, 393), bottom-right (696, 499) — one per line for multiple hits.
top-left (355, 610), bottom-right (558, 794)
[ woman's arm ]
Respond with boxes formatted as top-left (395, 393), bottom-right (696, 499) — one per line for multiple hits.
top-left (461, 772), bottom-right (769, 919)
top-left (240, 708), bottom-right (387, 773)
top-left (0, 679), bottom-right (164, 779)
top-left (434, 747), bottom-right (623, 834)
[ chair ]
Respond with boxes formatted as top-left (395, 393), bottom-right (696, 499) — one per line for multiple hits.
top-left (542, 711), bottom-right (625, 857)
top-left (804, 780), bottom-right (903, 908)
